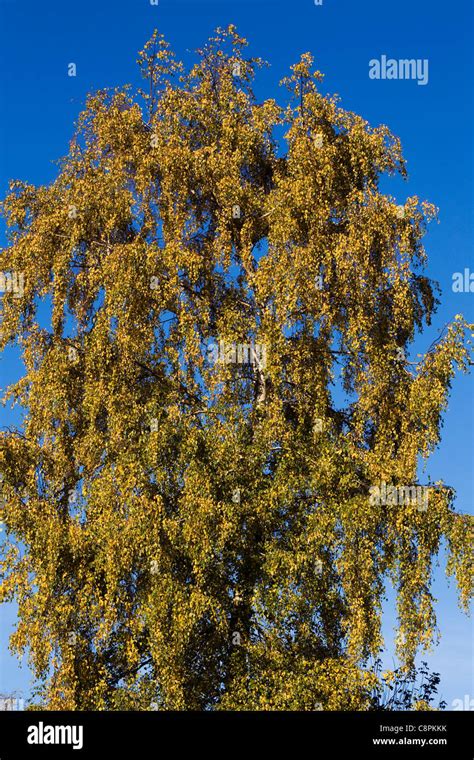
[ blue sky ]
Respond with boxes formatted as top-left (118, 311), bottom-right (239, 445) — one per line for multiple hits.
top-left (0, 0), bottom-right (472, 708)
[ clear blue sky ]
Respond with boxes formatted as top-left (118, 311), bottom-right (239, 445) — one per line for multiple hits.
top-left (0, 0), bottom-right (472, 708)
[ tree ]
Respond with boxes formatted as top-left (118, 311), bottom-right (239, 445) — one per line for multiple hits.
top-left (0, 26), bottom-right (472, 710)
top-left (369, 660), bottom-right (446, 711)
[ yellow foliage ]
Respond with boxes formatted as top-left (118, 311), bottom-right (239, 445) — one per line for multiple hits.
top-left (0, 26), bottom-right (472, 710)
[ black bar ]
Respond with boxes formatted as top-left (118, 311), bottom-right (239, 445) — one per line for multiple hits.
top-left (0, 710), bottom-right (471, 758)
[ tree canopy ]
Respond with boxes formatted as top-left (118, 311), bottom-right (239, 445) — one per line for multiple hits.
top-left (0, 26), bottom-right (472, 710)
